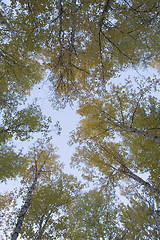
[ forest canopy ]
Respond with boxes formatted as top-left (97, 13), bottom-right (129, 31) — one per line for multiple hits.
top-left (0, 0), bottom-right (160, 239)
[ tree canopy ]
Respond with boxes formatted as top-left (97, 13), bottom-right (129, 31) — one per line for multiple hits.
top-left (1, 0), bottom-right (160, 105)
top-left (0, 0), bottom-right (160, 239)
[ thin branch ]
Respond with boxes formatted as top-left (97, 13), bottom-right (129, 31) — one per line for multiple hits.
top-left (98, 0), bottom-right (112, 81)
top-left (123, 0), bottom-right (158, 14)
top-left (0, 123), bottom-right (25, 135)
top-left (93, 102), bottom-right (121, 125)
top-left (71, 63), bottom-right (90, 74)
top-left (115, 92), bottom-right (125, 125)
top-left (98, 29), bottom-right (105, 82)
top-left (36, 199), bottom-right (75, 239)
top-left (130, 93), bottom-right (143, 127)
top-left (101, 31), bottom-right (135, 62)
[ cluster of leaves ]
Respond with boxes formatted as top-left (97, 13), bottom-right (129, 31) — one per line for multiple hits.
top-left (119, 195), bottom-right (160, 239)
top-left (0, 92), bottom-right (51, 181)
top-left (60, 189), bottom-right (119, 239)
top-left (70, 77), bottom-right (160, 188)
top-left (0, 0), bottom-right (51, 181)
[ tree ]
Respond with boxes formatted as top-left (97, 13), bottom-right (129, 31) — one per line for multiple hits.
top-left (10, 140), bottom-right (60, 239)
top-left (0, 0), bottom-right (44, 96)
top-left (20, 174), bottom-right (82, 240)
top-left (0, 8), bottom-right (51, 181)
top-left (1, 0), bottom-right (160, 106)
top-left (119, 195), bottom-right (160, 239)
top-left (0, 0), bottom-right (50, 182)
top-left (76, 78), bottom-right (160, 142)
top-left (69, 78), bottom-right (160, 197)
top-left (0, 98), bottom-right (51, 181)
top-left (0, 1), bottom-right (160, 238)
top-left (60, 189), bottom-right (119, 240)
top-left (0, 140), bottom-right (82, 239)
top-left (71, 139), bottom-right (160, 196)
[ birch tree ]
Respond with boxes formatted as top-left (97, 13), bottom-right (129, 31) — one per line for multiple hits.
top-left (70, 77), bottom-right (160, 197)
top-left (1, 140), bottom-right (82, 240)
top-left (10, 140), bottom-right (60, 239)
top-left (1, 0), bottom-right (159, 106)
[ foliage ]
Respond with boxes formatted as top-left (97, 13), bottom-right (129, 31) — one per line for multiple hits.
top-left (60, 189), bottom-right (119, 240)
top-left (1, 0), bottom-right (160, 106)
top-left (1, 140), bottom-right (82, 239)
top-left (0, 0), bottom-right (160, 239)
top-left (70, 78), bottom-right (160, 196)
top-left (20, 174), bottom-right (82, 239)
top-left (119, 194), bottom-right (160, 239)
top-left (0, 97), bottom-right (51, 181)
top-left (0, 144), bottom-right (23, 181)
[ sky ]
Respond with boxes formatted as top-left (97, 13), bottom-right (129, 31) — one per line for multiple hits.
top-left (28, 82), bottom-right (81, 174)
top-left (0, 82), bottom-right (83, 193)
top-left (1, 65), bottom-right (159, 194)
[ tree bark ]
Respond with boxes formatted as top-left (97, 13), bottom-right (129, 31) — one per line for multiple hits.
top-left (121, 125), bottom-right (160, 144)
top-left (101, 145), bottom-right (160, 197)
top-left (119, 163), bottom-right (160, 197)
top-left (11, 164), bottom-right (44, 240)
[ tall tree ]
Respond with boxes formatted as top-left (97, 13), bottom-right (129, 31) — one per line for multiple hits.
top-left (69, 77), bottom-right (160, 197)
top-left (20, 174), bottom-right (82, 239)
top-left (1, 0), bottom-right (159, 105)
top-left (10, 140), bottom-right (59, 239)
top-left (3, 140), bottom-right (82, 240)
top-left (0, 3), bottom-right (51, 181)
top-left (0, 1), bottom-right (160, 238)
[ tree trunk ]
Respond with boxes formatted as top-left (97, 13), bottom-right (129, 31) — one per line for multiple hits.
top-left (101, 145), bottom-right (160, 196)
top-left (120, 164), bottom-right (160, 197)
top-left (11, 165), bottom-right (44, 240)
top-left (122, 125), bottom-right (160, 143)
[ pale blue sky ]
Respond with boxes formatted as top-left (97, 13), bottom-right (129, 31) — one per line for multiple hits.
top-left (1, 66), bottom-right (159, 194)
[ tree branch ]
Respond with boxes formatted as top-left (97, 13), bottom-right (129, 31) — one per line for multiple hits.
top-left (101, 145), bottom-right (160, 197)
top-left (130, 93), bottom-right (143, 127)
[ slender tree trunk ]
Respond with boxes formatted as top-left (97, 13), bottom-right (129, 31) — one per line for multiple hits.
top-left (36, 210), bottom-right (53, 240)
top-left (101, 145), bottom-right (160, 197)
top-left (120, 164), bottom-right (160, 197)
top-left (11, 165), bottom-right (44, 240)
top-left (121, 125), bottom-right (160, 143)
